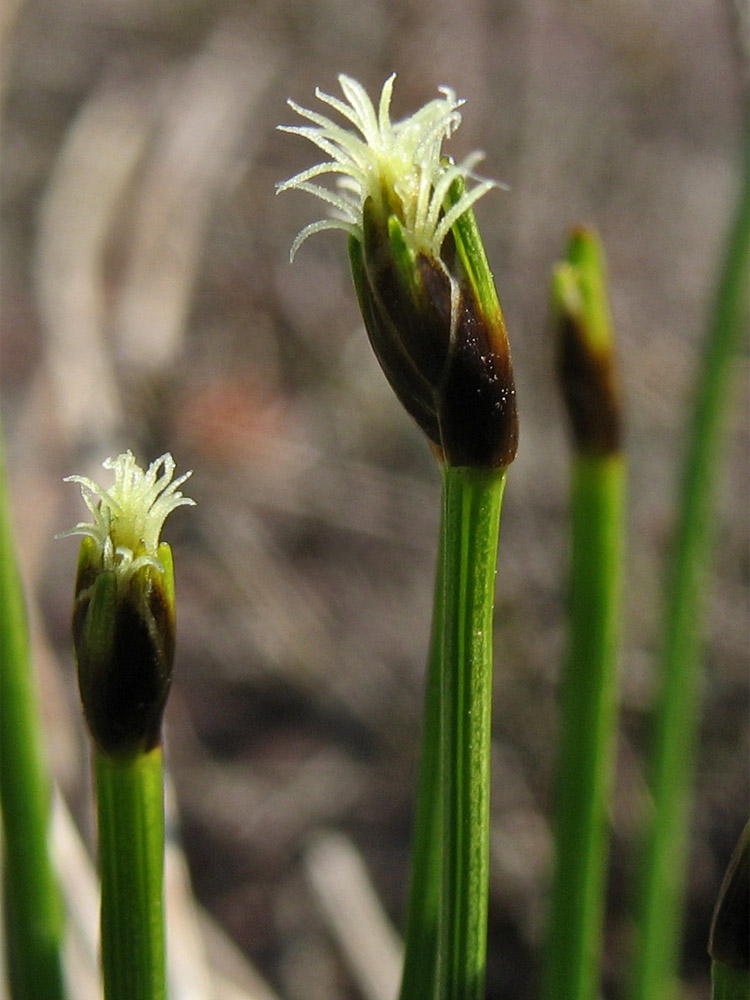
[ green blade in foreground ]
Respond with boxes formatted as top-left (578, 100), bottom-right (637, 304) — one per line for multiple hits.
top-left (0, 421), bottom-right (66, 1000)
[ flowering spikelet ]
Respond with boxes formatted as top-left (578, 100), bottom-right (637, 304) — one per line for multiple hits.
top-left (60, 451), bottom-right (194, 584)
top-left (277, 74), bottom-right (497, 262)
top-left (279, 75), bottom-right (518, 469)
top-left (60, 451), bottom-right (194, 757)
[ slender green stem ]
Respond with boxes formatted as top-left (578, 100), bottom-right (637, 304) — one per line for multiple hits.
top-left (440, 465), bottom-right (506, 1000)
top-left (629, 146), bottom-right (750, 1000)
top-left (541, 454), bottom-right (625, 1000)
top-left (398, 502), bottom-right (445, 1000)
top-left (0, 421), bottom-right (66, 1000)
top-left (95, 747), bottom-right (166, 1000)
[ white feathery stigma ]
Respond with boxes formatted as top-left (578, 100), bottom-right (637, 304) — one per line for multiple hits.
top-left (277, 74), bottom-right (498, 261)
top-left (59, 451), bottom-right (195, 580)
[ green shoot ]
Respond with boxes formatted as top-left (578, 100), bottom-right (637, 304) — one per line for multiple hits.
top-left (542, 228), bottom-right (625, 1000)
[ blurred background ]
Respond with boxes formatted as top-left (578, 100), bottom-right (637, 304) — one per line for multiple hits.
top-left (1, 0), bottom-right (748, 997)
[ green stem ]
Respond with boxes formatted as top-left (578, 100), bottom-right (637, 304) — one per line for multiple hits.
top-left (95, 747), bottom-right (166, 1000)
top-left (629, 145), bottom-right (750, 1000)
top-left (398, 503), bottom-right (445, 1000)
top-left (440, 465), bottom-right (506, 1000)
top-left (0, 421), bottom-right (66, 1000)
top-left (542, 454), bottom-right (625, 1000)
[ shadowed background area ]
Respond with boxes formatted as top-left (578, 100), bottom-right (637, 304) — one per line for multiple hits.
top-left (1, 1), bottom-right (748, 997)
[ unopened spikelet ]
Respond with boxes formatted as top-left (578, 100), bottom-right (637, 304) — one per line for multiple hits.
top-left (59, 452), bottom-right (195, 758)
top-left (278, 75), bottom-right (518, 469)
top-left (552, 227), bottom-right (621, 457)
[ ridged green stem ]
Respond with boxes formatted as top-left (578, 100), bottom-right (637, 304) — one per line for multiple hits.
top-left (399, 465), bottom-right (507, 1000)
top-left (439, 465), bottom-right (506, 1000)
top-left (0, 421), bottom-right (66, 1000)
top-left (95, 747), bottom-right (166, 1000)
top-left (629, 145), bottom-right (750, 1000)
top-left (541, 454), bottom-right (625, 1000)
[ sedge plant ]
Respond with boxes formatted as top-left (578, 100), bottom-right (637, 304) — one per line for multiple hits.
top-left (59, 451), bottom-right (194, 1000)
top-left (540, 228), bottom-right (625, 1000)
top-left (278, 74), bottom-right (517, 1000)
top-left (0, 417), bottom-right (66, 1000)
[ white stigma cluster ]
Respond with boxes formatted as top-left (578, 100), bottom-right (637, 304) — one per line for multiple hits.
top-left (277, 74), bottom-right (496, 261)
top-left (60, 451), bottom-right (195, 579)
